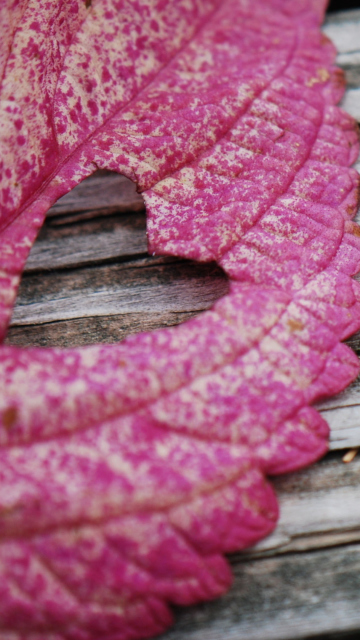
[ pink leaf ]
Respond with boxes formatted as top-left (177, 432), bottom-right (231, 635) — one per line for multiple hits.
top-left (0, 1), bottom-right (360, 638)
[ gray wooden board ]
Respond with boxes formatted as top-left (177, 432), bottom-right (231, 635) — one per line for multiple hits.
top-left (45, 171), bottom-right (145, 221)
top-left (4, 9), bottom-right (360, 640)
top-left (4, 312), bottom-right (199, 348)
top-left (10, 258), bottom-right (228, 324)
top-left (248, 454), bottom-right (360, 557)
top-left (323, 9), bottom-right (360, 123)
top-left (160, 543), bottom-right (360, 640)
top-left (24, 212), bottom-right (148, 272)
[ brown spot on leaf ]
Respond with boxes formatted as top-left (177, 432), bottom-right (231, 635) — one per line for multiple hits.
top-left (346, 203), bottom-right (356, 216)
top-left (2, 406), bottom-right (18, 430)
top-left (287, 318), bottom-right (304, 332)
top-left (350, 223), bottom-right (360, 237)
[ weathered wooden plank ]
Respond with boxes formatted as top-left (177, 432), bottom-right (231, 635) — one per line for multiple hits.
top-left (341, 88), bottom-right (360, 122)
top-left (4, 311), bottom-right (198, 348)
top-left (10, 259), bottom-right (229, 325)
top-left (161, 543), bottom-right (360, 640)
top-left (248, 454), bottom-right (360, 556)
top-left (337, 51), bottom-right (360, 89)
top-left (46, 171), bottom-right (144, 222)
top-left (323, 9), bottom-right (360, 54)
top-left (323, 10), bottom-right (360, 121)
top-left (323, 404), bottom-right (360, 450)
top-left (25, 212), bottom-right (148, 272)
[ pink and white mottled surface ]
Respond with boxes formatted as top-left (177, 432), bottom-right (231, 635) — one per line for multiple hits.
top-left (0, 1), bottom-right (360, 638)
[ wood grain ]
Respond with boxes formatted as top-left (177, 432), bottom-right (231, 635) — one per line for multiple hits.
top-left (5, 312), bottom-right (198, 348)
top-left (46, 171), bottom-right (145, 222)
top-left (10, 258), bottom-right (228, 325)
top-left (162, 543), bottom-right (360, 640)
top-left (249, 454), bottom-right (360, 557)
top-left (24, 212), bottom-right (148, 272)
top-left (323, 9), bottom-right (360, 122)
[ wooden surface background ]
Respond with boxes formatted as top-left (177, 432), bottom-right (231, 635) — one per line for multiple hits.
top-left (5, 9), bottom-right (360, 640)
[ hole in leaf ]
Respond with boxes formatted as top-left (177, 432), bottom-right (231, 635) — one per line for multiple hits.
top-left (327, 0), bottom-right (360, 11)
top-left (5, 171), bottom-right (229, 348)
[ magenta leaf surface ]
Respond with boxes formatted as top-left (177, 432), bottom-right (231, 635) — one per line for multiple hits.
top-left (1, 1), bottom-right (360, 638)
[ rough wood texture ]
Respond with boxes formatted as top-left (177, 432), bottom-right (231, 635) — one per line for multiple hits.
top-left (11, 258), bottom-right (228, 325)
top-left (249, 454), bottom-right (360, 557)
top-left (162, 542), bottom-right (360, 640)
top-left (4, 9), bottom-right (360, 640)
top-left (24, 212), bottom-right (148, 272)
top-left (323, 9), bottom-right (360, 122)
top-left (46, 171), bottom-right (145, 222)
top-left (5, 312), bottom-right (199, 348)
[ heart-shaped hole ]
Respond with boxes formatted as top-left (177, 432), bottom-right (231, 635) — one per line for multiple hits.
top-left (5, 171), bottom-right (229, 349)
